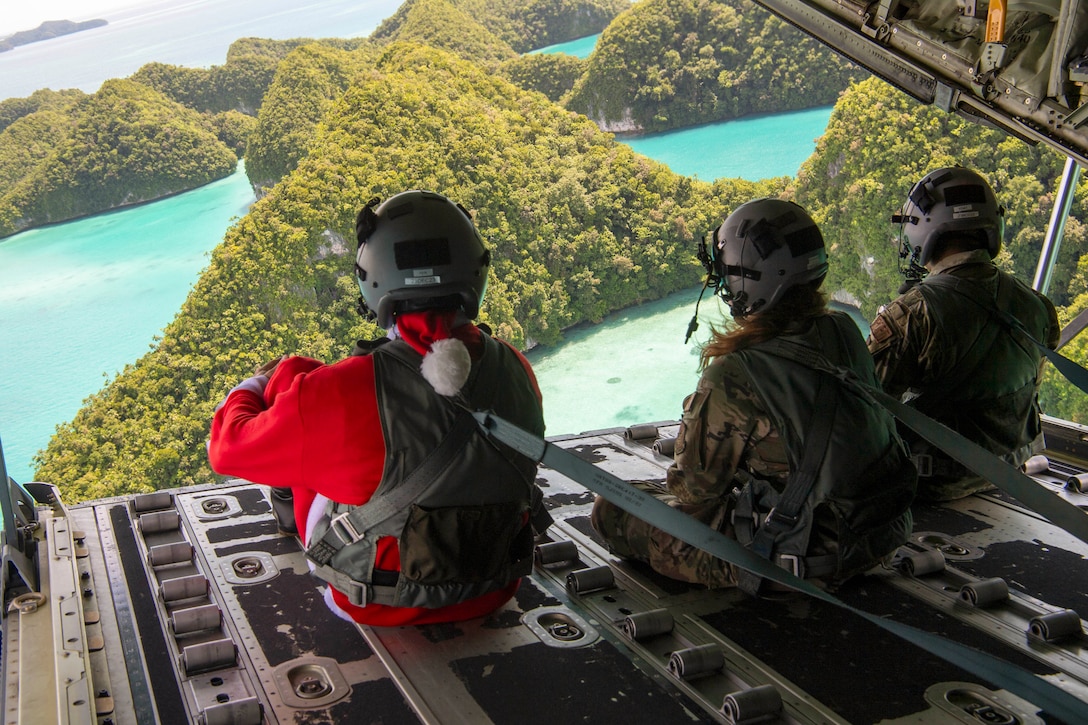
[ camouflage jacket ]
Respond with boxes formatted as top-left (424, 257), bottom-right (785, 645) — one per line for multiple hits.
top-left (665, 351), bottom-right (789, 509)
top-left (667, 312), bottom-right (915, 577)
top-left (868, 249), bottom-right (1059, 461)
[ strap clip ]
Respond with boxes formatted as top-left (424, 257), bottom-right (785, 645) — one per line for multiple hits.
top-left (911, 454), bottom-right (933, 477)
top-left (330, 510), bottom-right (365, 545)
top-left (343, 580), bottom-right (369, 607)
top-left (765, 506), bottom-right (799, 528)
top-left (775, 553), bottom-right (803, 578)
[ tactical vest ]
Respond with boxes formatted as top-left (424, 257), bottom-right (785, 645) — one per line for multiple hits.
top-left (911, 270), bottom-right (1052, 458)
top-left (305, 333), bottom-right (545, 609)
top-left (730, 312), bottom-right (916, 586)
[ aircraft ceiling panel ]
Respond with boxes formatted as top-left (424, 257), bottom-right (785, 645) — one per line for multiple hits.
top-left (753, 0), bottom-right (1088, 164)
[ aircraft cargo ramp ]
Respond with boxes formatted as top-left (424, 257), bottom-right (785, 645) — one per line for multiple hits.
top-left (4, 418), bottom-right (1088, 724)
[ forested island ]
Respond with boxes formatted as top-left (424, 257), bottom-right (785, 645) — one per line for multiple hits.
top-left (4, 0), bottom-right (1086, 500)
top-left (0, 19), bottom-right (107, 52)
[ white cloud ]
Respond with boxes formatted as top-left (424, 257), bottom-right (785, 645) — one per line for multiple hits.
top-left (1, 1), bottom-right (148, 37)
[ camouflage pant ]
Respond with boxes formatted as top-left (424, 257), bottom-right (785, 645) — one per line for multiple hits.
top-left (589, 482), bottom-right (737, 589)
top-left (916, 474), bottom-right (996, 502)
top-left (911, 443), bottom-right (998, 502)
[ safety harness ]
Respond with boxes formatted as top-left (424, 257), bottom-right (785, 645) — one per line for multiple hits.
top-left (305, 334), bottom-right (549, 608)
top-left (920, 271), bottom-right (1088, 395)
top-left (732, 358), bottom-right (839, 594)
top-left (730, 313), bottom-right (914, 593)
top-left (471, 395), bottom-right (1088, 724)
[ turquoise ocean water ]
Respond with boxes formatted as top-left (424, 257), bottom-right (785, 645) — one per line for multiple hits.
top-left (624, 106), bottom-right (834, 181)
top-left (525, 288), bottom-right (730, 436)
top-left (0, 166), bottom-right (256, 483)
top-left (0, 0), bottom-right (403, 100)
top-left (0, 12), bottom-right (833, 486)
top-left (527, 34), bottom-right (599, 59)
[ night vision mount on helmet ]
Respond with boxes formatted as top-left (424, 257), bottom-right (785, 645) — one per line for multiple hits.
top-left (893, 167), bottom-right (1005, 284)
top-left (355, 190), bottom-right (491, 329)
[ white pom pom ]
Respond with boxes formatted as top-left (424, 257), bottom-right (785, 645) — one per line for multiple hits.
top-left (421, 338), bottom-right (471, 395)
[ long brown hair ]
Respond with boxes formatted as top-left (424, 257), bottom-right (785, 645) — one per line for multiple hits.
top-left (699, 283), bottom-right (828, 369)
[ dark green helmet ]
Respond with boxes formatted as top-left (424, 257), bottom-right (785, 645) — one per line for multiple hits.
top-left (355, 190), bottom-right (490, 328)
top-left (896, 167), bottom-right (1004, 266)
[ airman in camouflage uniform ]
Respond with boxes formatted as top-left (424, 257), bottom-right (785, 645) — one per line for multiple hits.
top-left (592, 358), bottom-right (787, 588)
top-left (869, 168), bottom-right (1059, 502)
top-left (593, 199), bottom-right (916, 590)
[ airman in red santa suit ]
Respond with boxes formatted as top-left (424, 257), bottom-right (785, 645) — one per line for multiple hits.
top-left (209, 190), bottom-right (546, 626)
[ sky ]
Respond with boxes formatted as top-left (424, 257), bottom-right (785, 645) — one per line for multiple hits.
top-left (2, 0), bottom-right (149, 36)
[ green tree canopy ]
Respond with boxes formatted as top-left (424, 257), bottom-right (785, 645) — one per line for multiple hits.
top-left (376, 0), bottom-right (627, 54)
top-left (370, 0), bottom-right (519, 66)
top-left (0, 79), bottom-right (236, 237)
top-left (245, 43), bottom-right (380, 191)
top-left (129, 37), bottom-right (336, 115)
top-left (566, 0), bottom-right (864, 133)
top-left (35, 43), bottom-right (781, 500)
top-left (499, 52), bottom-right (587, 102)
top-left (0, 88), bottom-right (84, 133)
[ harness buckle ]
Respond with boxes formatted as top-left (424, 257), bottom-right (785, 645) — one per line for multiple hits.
top-left (344, 580), bottom-right (369, 607)
top-left (765, 507), bottom-right (799, 528)
top-left (912, 454), bottom-right (933, 477)
top-left (329, 510), bottom-right (365, 545)
top-left (775, 553), bottom-right (803, 578)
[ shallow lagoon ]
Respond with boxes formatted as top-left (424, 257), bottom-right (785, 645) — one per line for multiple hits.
top-left (0, 23), bottom-right (834, 485)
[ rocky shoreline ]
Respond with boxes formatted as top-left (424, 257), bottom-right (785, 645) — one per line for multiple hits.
top-left (1, 19), bottom-right (108, 52)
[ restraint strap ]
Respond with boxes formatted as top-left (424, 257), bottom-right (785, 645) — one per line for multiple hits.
top-left (472, 411), bottom-right (1088, 724)
top-left (306, 409), bottom-right (477, 569)
top-left (738, 365), bottom-right (839, 594)
top-left (774, 340), bottom-right (1088, 550)
top-left (924, 274), bottom-right (1088, 395)
top-left (380, 335), bottom-right (551, 540)
top-left (873, 388), bottom-right (1088, 544)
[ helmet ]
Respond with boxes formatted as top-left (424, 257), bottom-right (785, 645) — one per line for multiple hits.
top-left (355, 190), bottom-right (490, 328)
top-left (709, 198), bottom-right (828, 317)
top-left (895, 167), bottom-right (1004, 266)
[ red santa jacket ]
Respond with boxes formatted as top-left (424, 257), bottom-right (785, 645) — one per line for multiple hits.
top-left (208, 310), bottom-right (543, 625)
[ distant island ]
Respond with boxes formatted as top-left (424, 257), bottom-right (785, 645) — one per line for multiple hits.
top-left (0, 19), bottom-right (108, 52)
